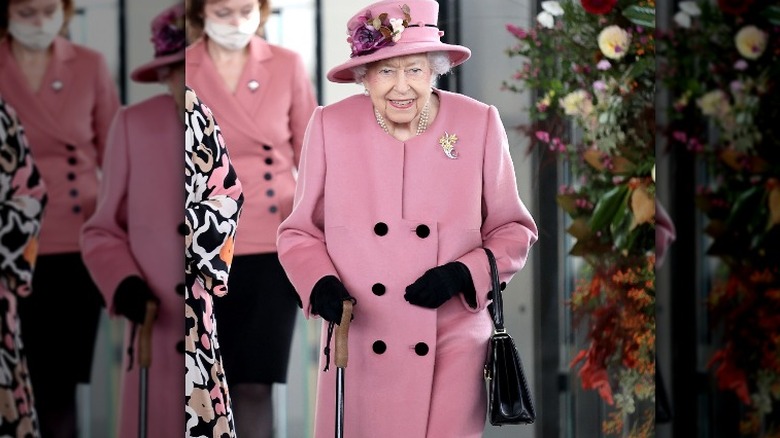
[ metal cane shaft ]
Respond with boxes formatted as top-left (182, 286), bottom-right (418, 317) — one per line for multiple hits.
top-left (336, 368), bottom-right (345, 438)
top-left (334, 300), bottom-right (353, 438)
top-left (138, 300), bottom-right (157, 438)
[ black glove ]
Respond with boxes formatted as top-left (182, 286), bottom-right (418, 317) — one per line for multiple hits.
top-left (310, 276), bottom-right (356, 324)
top-left (113, 276), bottom-right (158, 324)
top-left (405, 262), bottom-right (477, 309)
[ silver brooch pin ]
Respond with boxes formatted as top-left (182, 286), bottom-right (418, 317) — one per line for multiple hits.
top-left (247, 80), bottom-right (260, 92)
top-left (439, 132), bottom-right (459, 159)
top-left (51, 80), bottom-right (63, 92)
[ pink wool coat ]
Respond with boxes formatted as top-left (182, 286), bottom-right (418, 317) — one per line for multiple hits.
top-left (80, 95), bottom-right (184, 438)
top-left (277, 90), bottom-right (538, 438)
top-left (185, 36), bottom-right (317, 256)
top-left (0, 37), bottom-right (120, 254)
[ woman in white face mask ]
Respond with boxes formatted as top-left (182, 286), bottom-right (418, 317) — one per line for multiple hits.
top-left (0, 1), bottom-right (121, 437)
top-left (185, 1), bottom-right (318, 437)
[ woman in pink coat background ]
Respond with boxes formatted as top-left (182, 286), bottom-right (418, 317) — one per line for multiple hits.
top-left (0, 1), bottom-right (120, 435)
top-left (0, 94), bottom-right (47, 438)
top-left (80, 4), bottom-right (188, 437)
top-left (184, 0), bottom-right (317, 436)
top-left (276, 1), bottom-right (538, 437)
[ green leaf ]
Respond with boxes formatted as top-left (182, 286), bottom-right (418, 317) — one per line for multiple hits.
top-left (766, 5), bottom-right (780, 26)
top-left (622, 5), bottom-right (656, 29)
top-left (588, 185), bottom-right (630, 231)
top-left (726, 186), bottom-right (764, 229)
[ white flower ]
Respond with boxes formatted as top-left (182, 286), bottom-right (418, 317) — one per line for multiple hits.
top-left (735, 25), bottom-right (768, 60)
top-left (696, 90), bottom-right (731, 118)
top-left (673, 11), bottom-right (691, 29)
top-left (597, 25), bottom-right (631, 60)
top-left (560, 90), bottom-right (593, 117)
top-left (389, 18), bottom-right (406, 42)
top-left (541, 1), bottom-right (564, 16)
top-left (679, 1), bottom-right (701, 16)
top-left (536, 11), bottom-right (554, 29)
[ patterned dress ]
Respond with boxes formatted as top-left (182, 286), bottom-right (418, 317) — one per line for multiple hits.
top-left (184, 87), bottom-right (243, 437)
top-left (0, 95), bottom-right (47, 437)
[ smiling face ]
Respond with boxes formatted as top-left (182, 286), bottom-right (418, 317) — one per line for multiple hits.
top-left (364, 54), bottom-right (434, 130)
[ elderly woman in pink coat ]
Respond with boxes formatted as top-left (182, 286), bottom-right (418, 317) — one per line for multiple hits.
top-left (0, 1), bottom-right (120, 435)
top-left (81, 4), bottom-right (242, 437)
top-left (276, 1), bottom-right (538, 437)
top-left (0, 94), bottom-right (47, 438)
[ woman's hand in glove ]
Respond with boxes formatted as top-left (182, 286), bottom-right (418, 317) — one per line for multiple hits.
top-left (113, 276), bottom-right (158, 324)
top-left (310, 275), bottom-right (356, 324)
top-left (404, 262), bottom-right (477, 309)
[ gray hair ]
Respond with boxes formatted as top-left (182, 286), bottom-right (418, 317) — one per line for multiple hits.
top-left (350, 51), bottom-right (453, 85)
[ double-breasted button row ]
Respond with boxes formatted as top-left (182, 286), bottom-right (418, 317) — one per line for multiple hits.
top-left (176, 340), bottom-right (185, 354)
top-left (176, 283), bottom-right (185, 296)
top-left (372, 222), bottom-right (431, 239)
top-left (372, 340), bottom-right (429, 356)
top-left (66, 145), bottom-right (81, 214)
top-left (178, 222), bottom-right (188, 236)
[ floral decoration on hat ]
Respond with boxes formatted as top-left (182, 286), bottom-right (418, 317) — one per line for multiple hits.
top-left (151, 5), bottom-right (186, 57)
top-left (348, 4), bottom-right (411, 57)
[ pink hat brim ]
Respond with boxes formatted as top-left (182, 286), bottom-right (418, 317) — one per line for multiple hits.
top-left (130, 51), bottom-right (186, 83)
top-left (326, 40), bottom-right (471, 84)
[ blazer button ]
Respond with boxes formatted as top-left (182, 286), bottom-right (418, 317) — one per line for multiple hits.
top-left (264, 157), bottom-right (273, 165)
top-left (67, 157), bottom-right (78, 166)
top-left (262, 144), bottom-right (272, 151)
top-left (72, 205), bottom-right (81, 214)
top-left (178, 222), bottom-right (189, 236)
top-left (176, 283), bottom-right (185, 296)
top-left (371, 283), bottom-right (386, 296)
top-left (415, 224), bottom-right (430, 238)
top-left (264, 172), bottom-right (272, 181)
top-left (372, 340), bottom-right (387, 355)
top-left (374, 222), bottom-right (388, 236)
top-left (65, 144), bottom-right (76, 151)
top-left (176, 340), bottom-right (185, 354)
top-left (69, 189), bottom-right (79, 198)
top-left (269, 205), bottom-right (278, 213)
top-left (266, 189), bottom-right (275, 197)
top-left (414, 342), bottom-right (429, 356)
top-left (66, 172), bottom-right (76, 181)
top-left (501, 281), bottom-right (507, 291)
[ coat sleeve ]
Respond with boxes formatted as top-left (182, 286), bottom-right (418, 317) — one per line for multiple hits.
top-left (0, 97), bottom-right (47, 296)
top-left (454, 105), bottom-right (538, 312)
top-left (80, 107), bottom-right (145, 310)
top-left (184, 88), bottom-right (243, 297)
top-left (277, 107), bottom-right (339, 319)
top-left (289, 53), bottom-right (318, 168)
top-left (91, 54), bottom-right (121, 167)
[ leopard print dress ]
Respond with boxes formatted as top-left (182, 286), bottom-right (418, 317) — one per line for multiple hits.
top-left (184, 86), bottom-right (244, 437)
top-left (0, 95), bottom-right (47, 438)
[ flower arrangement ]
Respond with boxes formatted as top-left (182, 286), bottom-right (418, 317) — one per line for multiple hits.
top-left (151, 3), bottom-right (186, 56)
top-left (504, 0), bottom-right (656, 435)
top-left (348, 4), bottom-right (411, 57)
top-left (657, 1), bottom-right (780, 434)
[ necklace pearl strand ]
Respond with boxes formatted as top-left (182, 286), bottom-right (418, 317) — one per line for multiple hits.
top-left (374, 99), bottom-right (430, 137)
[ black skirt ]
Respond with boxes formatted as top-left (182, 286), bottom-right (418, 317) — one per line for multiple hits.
top-left (18, 252), bottom-right (105, 398)
top-left (214, 253), bottom-right (299, 384)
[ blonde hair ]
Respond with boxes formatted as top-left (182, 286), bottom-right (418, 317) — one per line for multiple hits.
top-left (0, 0), bottom-right (74, 40)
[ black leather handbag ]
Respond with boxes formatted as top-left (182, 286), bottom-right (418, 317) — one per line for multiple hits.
top-left (483, 247), bottom-right (536, 425)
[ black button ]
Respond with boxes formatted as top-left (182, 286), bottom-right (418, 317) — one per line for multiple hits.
top-left (67, 157), bottom-right (77, 166)
top-left (371, 283), bottom-right (386, 296)
top-left (415, 224), bottom-right (430, 238)
top-left (372, 340), bottom-right (387, 354)
top-left (266, 189), bottom-right (275, 197)
top-left (414, 342), bottom-right (429, 356)
top-left (65, 144), bottom-right (75, 151)
top-left (66, 172), bottom-right (76, 181)
top-left (72, 205), bottom-right (81, 214)
top-left (177, 222), bottom-right (188, 236)
top-left (262, 144), bottom-right (272, 151)
top-left (69, 189), bottom-right (78, 198)
top-left (176, 283), bottom-right (185, 296)
top-left (374, 222), bottom-right (388, 236)
top-left (264, 157), bottom-right (273, 165)
top-left (500, 282), bottom-right (507, 291)
top-left (264, 172), bottom-right (272, 181)
top-left (269, 205), bottom-right (278, 213)
top-left (176, 340), bottom-right (185, 354)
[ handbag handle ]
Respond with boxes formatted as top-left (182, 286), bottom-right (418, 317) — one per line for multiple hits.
top-left (484, 247), bottom-right (504, 331)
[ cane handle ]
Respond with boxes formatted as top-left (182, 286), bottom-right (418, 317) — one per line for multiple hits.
top-left (335, 300), bottom-right (353, 368)
top-left (138, 300), bottom-right (158, 369)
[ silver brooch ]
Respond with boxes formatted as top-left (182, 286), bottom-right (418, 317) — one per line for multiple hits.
top-left (247, 80), bottom-right (260, 92)
top-left (51, 80), bottom-right (63, 92)
top-left (439, 132), bottom-right (459, 159)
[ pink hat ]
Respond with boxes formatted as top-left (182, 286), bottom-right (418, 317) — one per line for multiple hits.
top-left (130, 3), bottom-right (186, 83)
top-left (326, 0), bottom-right (471, 83)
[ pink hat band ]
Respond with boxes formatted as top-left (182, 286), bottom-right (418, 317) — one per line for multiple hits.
top-left (395, 25), bottom-right (444, 44)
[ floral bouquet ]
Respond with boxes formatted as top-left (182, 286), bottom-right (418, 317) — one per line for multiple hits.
top-left (504, 0), bottom-right (657, 435)
top-left (658, 1), bottom-right (780, 435)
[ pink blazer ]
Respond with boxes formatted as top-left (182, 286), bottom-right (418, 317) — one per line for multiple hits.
top-left (0, 37), bottom-right (120, 254)
top-left (80, 95), bottom-right (184, 438)
top-left (277, 90), bottom-right (538, 437)
top-left (185, 36), bottom-right (317, 255)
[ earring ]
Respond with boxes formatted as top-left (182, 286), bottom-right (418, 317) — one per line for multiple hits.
top-left (363, 88), bottom-right (369, 96)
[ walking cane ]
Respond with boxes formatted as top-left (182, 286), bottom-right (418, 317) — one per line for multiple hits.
top-left (138, 300), bottom-right (158, 438)
top-left (335, 300), bottom-right (353, 438)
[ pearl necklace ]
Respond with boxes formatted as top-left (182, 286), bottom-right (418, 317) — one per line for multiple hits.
top-left (374, 99), bottom-right (430, 137)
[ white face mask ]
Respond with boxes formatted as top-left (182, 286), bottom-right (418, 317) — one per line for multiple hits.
top-left (204, 12), bottom-right (260, 51)
top-left (8, 7), bottom-right (64, 51)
